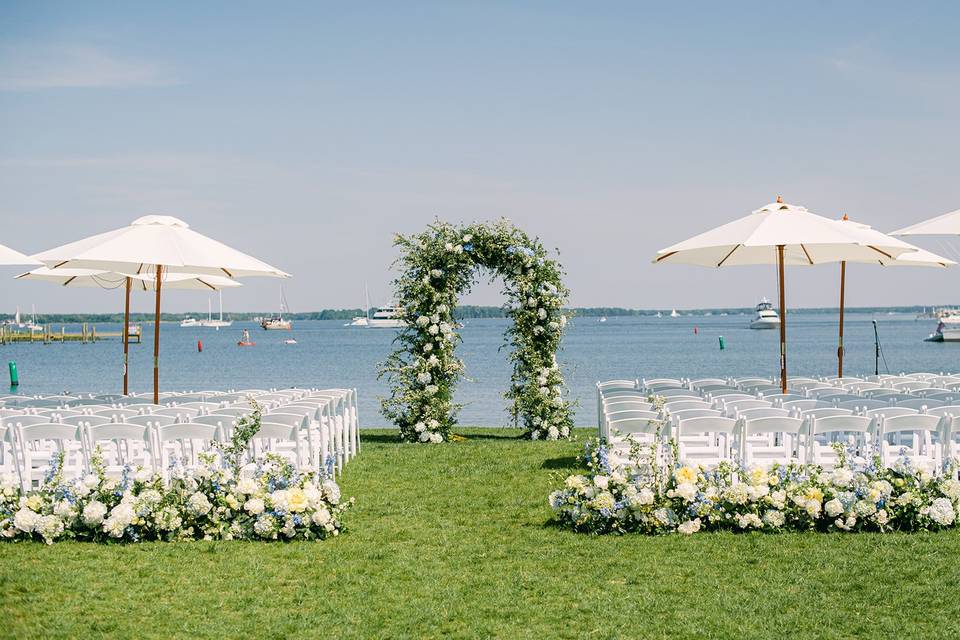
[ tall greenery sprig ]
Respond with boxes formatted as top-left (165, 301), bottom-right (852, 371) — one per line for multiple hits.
top-left (211, 400), bottom-right (263, 473)
top-left (380, 219), bottom-right (574, 442)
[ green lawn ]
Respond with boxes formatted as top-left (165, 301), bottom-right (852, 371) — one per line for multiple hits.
top-left (3, 428), bottom-right (960, 639)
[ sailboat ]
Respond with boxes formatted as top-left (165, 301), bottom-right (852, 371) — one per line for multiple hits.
top-left (199, 291), bottom-right (233, 329)
top-left (670, 309), bottom-right (680, 318)
top-left (347, 285), bottom-right (372, 326)
top-left (25, 305), bottom-right (43, 331)
top-left (261, 287), bottom-right (292, 330)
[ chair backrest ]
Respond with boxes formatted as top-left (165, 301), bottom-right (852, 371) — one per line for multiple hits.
top-left (641, 378), bottom-right (683, 390)
top-left (652, 389), bottom-right (699, 400)
top-left (841, 381), bottom-right (885, 393)
top-left (707, 390), bottom-right (753, 401)
top-left (676, 416), bottom-right (738, 436)
top-left (781, 399), bottom-right (833, 412)
top-left (905, 372), bottom-right (938, 381)
top-left (607, 417), bottom-right (663, 438)
top-left (597, 380), bottom-right (637, 393)
top-left (689, 378), bottom-right (728, 389)
top-left (124, 414), bottom-right (178, 427)
top-left (154, 422), bottom-right (219, 443)
top-left (150, 406), bottom-right (200, 419)
top-left (193, 415), bottom-right (238, 430)
top-left (800, 408), bottom-right (853, 419)
top-left (743, 416), bottom-right (805, 436)
top-left (87, 422), bottom-right (151, 444)
top-left (759, 393), bottom-right (804, 403)
top-left (60, 415), bottom-right (113, 428)
top-left (736, 407), bottom-right (789, 421)
top-left (896, 398), bottom-right (944, 410)
top-left (261, 412), bottom-right (309, 428)
top-left (603, 400), bottom-right (653, 412)
top-left (668, 408), bottom-right (722, 422)
top-left (809, 414), bottom-right (873, 436)
top-left (2, 415), bottom-right (52, 429)
top-left (864, 407), bottom-right (918, 419)
top-left (925, 405), bottom-right (960, 417)
top-left (892, 381), bottom-right (932, 392)
top-left (18, 422), bottom-right (82, 442)
top-left (807, 387), bottom-right (845, 399)
top-left (210, 407), bottom-right (255, 418)
top-left (93, 408), bottom-right (141, 419)
top-left (740, 383), bottom-right (781, 394)
top-left (734, 377), bottom-right (773, 387)
top-left (880, 413), bottom-right (943, 435)
top-left (836, 398), bottom-right (887, 411)
top-left (722, 399), bottom-right (770, 413)
top-left (172, 401), bottom-right (221, 412)
top-left (792, 382), bottom-right (834, 393)
top-left (253, 421), bottom-right (300, 441)
top-left (921, 391), bottom-right (957, 402)
top-left (605, 410), bottom-right (659, 423)
top-left (662, 400), bottom-right (712, 412)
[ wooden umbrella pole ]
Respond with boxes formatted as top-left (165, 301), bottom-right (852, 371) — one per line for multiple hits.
top-left (778, 245), bottom-right (787, 393)
top-left (838, 261), bottom-right (846, 378)
top-left (153, 265), bottom-right (163, 404)
top-left (123, 276), bottom-right (131, 395)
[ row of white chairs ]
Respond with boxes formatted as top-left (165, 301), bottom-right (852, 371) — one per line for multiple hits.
top-left (0, 387), bottom-right (361, 491)
top-left (597, 376), bottom-right (960, 472)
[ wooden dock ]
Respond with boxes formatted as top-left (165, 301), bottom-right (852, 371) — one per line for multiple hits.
top-left (0, 324), bottom-right (141, 345)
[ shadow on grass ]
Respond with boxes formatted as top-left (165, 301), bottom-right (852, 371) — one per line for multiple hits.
top-left (540, 455), bottom-right (581, 470)
top-left (358, 431), bottom-right (524, 444)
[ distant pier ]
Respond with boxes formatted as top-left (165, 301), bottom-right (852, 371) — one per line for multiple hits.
top-left (0, 324), bottom-right (141, 344)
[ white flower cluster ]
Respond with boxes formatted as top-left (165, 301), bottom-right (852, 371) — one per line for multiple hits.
top-left (0, 453), bottom-right (352, 545)
top-left (549, 440), bottom-right (960, 536)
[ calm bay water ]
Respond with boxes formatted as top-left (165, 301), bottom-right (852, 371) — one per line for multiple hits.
top-left (1, 312), bottom-right (954, 426)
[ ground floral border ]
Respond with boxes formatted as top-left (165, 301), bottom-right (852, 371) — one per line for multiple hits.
top-left (550, 437), bottom-right (960, 535)
top-left (380, 219), bottom-right (574, 442)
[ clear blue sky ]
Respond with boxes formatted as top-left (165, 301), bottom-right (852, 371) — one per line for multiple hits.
top-left (1, 2), bottom-right (958, 314)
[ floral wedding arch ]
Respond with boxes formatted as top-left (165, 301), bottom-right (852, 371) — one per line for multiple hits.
top-left (380, 219), bottom-right (575, 442)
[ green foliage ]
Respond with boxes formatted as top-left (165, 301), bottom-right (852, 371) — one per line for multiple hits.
top-left (380, 219), bottom-right (575, 442)
top-left (3, 429), bottom-right (960, 639)
top-left (210, 400), bottom-right (263, 474)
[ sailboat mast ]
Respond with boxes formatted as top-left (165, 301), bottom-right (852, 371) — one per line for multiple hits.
top-left (365, 283), bottom-right (371, 321)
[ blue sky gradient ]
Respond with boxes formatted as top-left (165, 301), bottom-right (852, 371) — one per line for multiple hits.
top-left (1, 2), bottom-right (958, 313)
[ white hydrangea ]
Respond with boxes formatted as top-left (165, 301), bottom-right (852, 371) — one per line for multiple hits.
top-left (762, 510), bottom-right (786, 528)
top-left (547, 426), bottom-right (560, 440)
top-left (674, 482), bottom-right (698, 503)
top-left (429, 432), bottom-right (443, 443)
top-left (416, 316), bottom-right (431, 327)
top-left (414, 421), bottom-right (426, 433)
top-left (735, 513), bottom-right (763, 529)
top-left (831, 468), bottom-right (854, 487)
top-left (929, 497), bottom-right (956, 526)
top-left (428, 324), bottom-right (439, 335)
top-left (419, 431), bottom-right (431, 442)
top-left (423, 343), bottom-right (433, 352)
top-left (236, 478), bottom-right (258, 495)
top-left (245, 498), bottom-right (265, 515)
top-left (425, 385), bottom-right (438, 395)
top-left (677, 518), bottom-right (701, 535)
top-left (312, 508), bottom-right (332, 526)
top-left (187, 492), bottom-right (213, 516)
top-left (416, 372), bottom-right (432, 385)
top-left (824, 498), bottom-right (844, 518)
top-left (13, 508), bottom-right (40, 533)
top-left (537, 308), bottom-right (547, 320)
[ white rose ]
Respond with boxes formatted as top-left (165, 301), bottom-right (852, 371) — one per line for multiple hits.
top-left (82, 501), bottom-right (108, 526)
top-left (537, 308), bottom-right (547, 320)
top-left (462, 234), bottom-right (473, 242)
top-left (245, 498), bottom-right (265, 515)
top-left (675, 481), bottom-right (698, 503)
top-left (594, 475), bottom-right (610, 490)
top-left (445, 242), bottom-right (454, 251)
top-left (636, 488), bottom-right (655, 506)
top-left (825, 498), bottom-right (844, 518)
top-left (13, 508), bottom-right (40, 533)
top-left (677, 518), bottom-right (701, 535)
top-left (236, 478), bottom-right (258, 495)
top-left (831, 468), bottom-right (854, 487)
top-left (82, 474), bottom-right (99, 489)
top-left (428, 324), bottom-right (440, 335)
top-left (430, 269), bottom-right (443, 278)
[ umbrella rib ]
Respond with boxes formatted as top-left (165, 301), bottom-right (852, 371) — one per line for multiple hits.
top-left (800, 244), bottom-right (813, 265)
top-left (221, 267), bottom-right (234, 277)
top-left (199, 278), bottom-right (217, 291)
top-left (867, 245), bottom-right (893, 259)
top-left (655, 251), bottom-right (677, 263)
top-left (62, 276), bottom-right (77, 287)
top-left (716, 244), bottom-right (741, 267)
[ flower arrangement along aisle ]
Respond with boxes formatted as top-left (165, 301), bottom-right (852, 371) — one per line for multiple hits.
top-left (0, 404), bottom-right (352, 544)
top-left (549, 439), bottom-right (960, 535)
top-left (380, 219), bottom-right (574, 442)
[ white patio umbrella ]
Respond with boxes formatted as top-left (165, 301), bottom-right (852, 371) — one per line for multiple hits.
top-left (32, 215), bottom-right (289, 402)
top-left (830, 216), bottom-right (954, 377)
top-left (15, 268), bottom-right (242, 394)
top-left (892, 208), bottom-right (960, 236)
top-left (653, 198), bottom-right (914, 392)
top-left (0, 243), bottom-right (41, 266)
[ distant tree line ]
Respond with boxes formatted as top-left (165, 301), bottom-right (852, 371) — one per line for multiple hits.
top-left (0, 304), bottom-right (951, 324)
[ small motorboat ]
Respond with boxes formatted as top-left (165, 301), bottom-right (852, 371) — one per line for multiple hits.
top-left (749, 298), bottom-right (780, 330)
top-left (237, 329), bottom-right (256, 347)
top-left (284, 339), bottom-right (297, 345)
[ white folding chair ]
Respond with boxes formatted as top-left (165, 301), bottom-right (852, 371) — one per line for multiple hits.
top-left (739, 416), bottom-right (806, 468)
top-left (806, 414), bottom-right (874, 469)
top-left (12, 422), bottom-right (85, 490)
top-left (675, 416), bottom-right (738, 467)
top-left (878, 413), bottom-right (944, 471)
top-left (153, 422), bottom-right (220, 478)
top-left (84, 422), bottom-right (154, 474)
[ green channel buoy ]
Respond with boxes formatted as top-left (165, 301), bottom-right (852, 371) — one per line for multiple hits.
top-left (718, 336), bottom-right (725, 350)
top-left (8, 361), bottom-right (19, 386)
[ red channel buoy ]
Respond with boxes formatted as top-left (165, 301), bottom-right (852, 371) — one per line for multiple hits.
top-left (198, 340), bottom-right (203, 352)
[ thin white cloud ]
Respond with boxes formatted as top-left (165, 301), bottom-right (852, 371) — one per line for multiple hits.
top-left (0, 44), bottom-right (177, 91)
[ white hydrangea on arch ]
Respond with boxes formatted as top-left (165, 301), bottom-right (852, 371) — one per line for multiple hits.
top-left (380, 219), bottom-right (574, 442)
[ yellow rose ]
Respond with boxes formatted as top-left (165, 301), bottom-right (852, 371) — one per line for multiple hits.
top-left (25, 495), bottom-right (43, 511)
top-left (675, 466), bottom-right (697, 484)
top-left (803, 488), bottom-right (823, 504)
top-left (749, 468), bottom-right (768, 486)
top-left (226, 494), bottom-right (240, 510)
top-left (287, 488), bottom-right (308, 513)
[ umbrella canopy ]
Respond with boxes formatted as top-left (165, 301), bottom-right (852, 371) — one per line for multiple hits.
top-left (31, 214), bottom-right (288, 402)
top-left (653, 198), bottom-right (915, 392)
top-left (32, 215), bottom-right (289, 278)
top-left (654, 200), bottom-right (913, 266)
top-left (16, 267), bottom-right (242, 290)
top-left (0, 243), bottom-right (40, 266)
top-left (891, 209), bottom-right (960, 236)
top-left (828, 216), bottom-right (954, 377)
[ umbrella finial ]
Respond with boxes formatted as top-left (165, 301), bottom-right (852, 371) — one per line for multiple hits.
top-left (842, 213), bottom-right (849, 221)
top-left (776, 195), bottom-right (783, 204)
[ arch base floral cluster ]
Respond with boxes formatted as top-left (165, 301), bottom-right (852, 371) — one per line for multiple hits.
top-left (380, 219), bottom-right (574, 442)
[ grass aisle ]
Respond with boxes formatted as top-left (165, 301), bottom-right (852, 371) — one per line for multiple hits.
top-left (3, 428), bottom-right (960, 639)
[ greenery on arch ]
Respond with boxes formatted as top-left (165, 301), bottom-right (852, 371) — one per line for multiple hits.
top-left (380, 219), bottom-right (575, 442)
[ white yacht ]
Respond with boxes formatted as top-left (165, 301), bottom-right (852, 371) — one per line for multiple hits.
top-left (670, 309), bottom-right (679, 318)
top-left (180, 317), bottom-right (200, 328)
top-left (261, 288), bottom-right (292, 330)
top-left (750, 298), bottom-right (780, 329)
top-left (367, 305), bottom-right (405, 328)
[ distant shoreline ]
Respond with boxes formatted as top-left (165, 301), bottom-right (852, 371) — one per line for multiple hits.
top-left (2, 304), bottom-right (954, 324)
